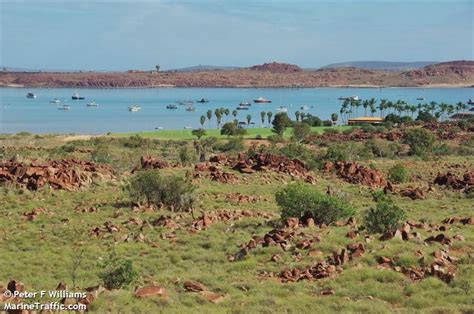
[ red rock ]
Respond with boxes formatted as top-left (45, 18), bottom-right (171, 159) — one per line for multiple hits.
top-left (134, 285), bottom-right (167, 298)
top-left (183, 280), bottom-right (207, 292)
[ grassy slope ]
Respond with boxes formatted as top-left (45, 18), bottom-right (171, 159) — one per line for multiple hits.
top-left (113, 126), bottom-right (352, 140)
top-left (0, 134), bottom-right (473, 313)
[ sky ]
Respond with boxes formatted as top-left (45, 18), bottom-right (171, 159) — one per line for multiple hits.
top-left (0, 0), bottom-right (472, 71)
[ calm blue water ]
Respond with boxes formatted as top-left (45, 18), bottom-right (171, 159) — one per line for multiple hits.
top-left (0, 87), bottom-right (472, 134)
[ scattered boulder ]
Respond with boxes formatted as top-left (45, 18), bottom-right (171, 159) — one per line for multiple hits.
top-left (324, 161), bottom-right (387, 188)
top-left (134, 285), bottom-right (167, 298)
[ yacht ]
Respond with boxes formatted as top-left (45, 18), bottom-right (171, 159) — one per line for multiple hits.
top-left (236, 105), bottom-right (249, 110)
top-left (86, 101), bottom-right (98, 107)
top-left (468, 99), bottom-right (474, 105)
top-left (186, 106), bottom-right (196, 112)
top-left (239, 101), bottom-right (251, 107)
top-left (166, 104), bottom-right (178, 109)
top-left (128, 105), bottom-right (141, 112)
top-left (57, 105), bottom-right (70, 110)
top-left (300, 105), bottom-right (310, 110)
top-left (416, 97), bottom-right (425, 101)
top-left (197, 98), bottom-right (209, 103)
top-left (50, 98), bottom-right (61, 104)
top-left (26, 93), bottom-right (37, 98)
top-left (275, 106), bottom-right (288, 113)
top-left (72, 91), bottom-right (85, 100)
top-left (179, 100), bottom-right (194, 106)
top-left (253, 97), bottom-right (272, 103)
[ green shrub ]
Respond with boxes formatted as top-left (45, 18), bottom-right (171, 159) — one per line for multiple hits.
top-left (364, 193), bottom-right (406, 233)
top-left (220, 122), bottom-right (247, 137)
top-left (267, 134), bottom-right (285, 144)
top-left (279, 143), bottom-right (317, 170)
top-left (123, 134), bottom-right (148, 148)
top-left (388, 164), bottom-right (411, 183)
top-left (98, 252), bottom-right (138, 289)
top-left (292, 122), bottom-right (311, 141)
top-left (60, 143), bottom-right (77, 153)
top-left (323, 128), bottom-right (339, 134)
top-left (178, 146), bottom-right (196, 165)
top-left (214, 137), bottom-right (244, 152)
top-left (191, 128), bottom-right (207, 139)
top-left (127, 170), bottom-right (197, 211)
top-left (91, 145), bottom-right (111, 163)
top-left (16, 131), bottom-right (32, 137)
top-left (367, 139), bottom-right (399, 158)
top-left (272, 112), bottom-right (292, 135)
top-left (276, 183), bottom-right (355, 224)
top-left (402, 128), bottom-right (436, 156)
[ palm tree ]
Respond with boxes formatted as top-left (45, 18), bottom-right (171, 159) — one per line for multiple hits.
top-left (354, 100), bottom-right (361, 117)
top-left (200, 115), bottom-right (206, 128)
top-left (267, 111), bottom-right (273, 124)
top-left (339, 107), bottom-right (346, 124)
top-left (331, 113), bottom-right (338, 126)
top-left (368, 98), bottom-right (377, 117)
top-left (246, 114), bottom-right (252, 127)
top-left (295, 111), bottom-right (301, 122)
top-left (260, 111), bottom-right (266, 126)
top-left (215, 109), bottom-right (222, 127)
top-left (224, 108), bottom-right (230, 121)
top-left (378, 99), bottom-right (387, 118)
top-left (362, 100), bottom-right (369, 116)
top-left (206, 110), bottom-right (212, 128)
top-left (409, 105), bottom-right (417, 118)
top-left (232, 109), bottom-right (238, 119)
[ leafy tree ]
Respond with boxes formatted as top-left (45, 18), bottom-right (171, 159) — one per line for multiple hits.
top-left (292, 122), bottom-right (311, 142)
top-left (215, 109), bottom-right (223, 127)
top-left (272, 112), bottom-right (292, 136)
top-left (403, 128), bottom-right (436, 156)
top-left (192, 128), bottom-right (206, 139)
top-left (221, 122), bottom-right (247, 137)
top-left (416, 111), bottom-right (437, 122)
top-left (331, 113), bottom-right (338, 125)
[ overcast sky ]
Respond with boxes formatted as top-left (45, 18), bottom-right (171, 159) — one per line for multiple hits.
top-left (1, 0), bottom-right (472, 70)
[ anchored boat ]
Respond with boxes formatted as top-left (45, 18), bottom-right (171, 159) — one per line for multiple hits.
top-left (57, 104), bottom-right (70, 110)
top-left (197, 98), bottom-right (209, 103)
top-left (26, 93), bottom-right (37, 98)
top-left (254, 97), bottom-right (272, 103)
top-left (72, 91), bottom-right (85, 100)
top-left (128, 105), bottom-right (141, 112)
top-left (166, 104), bottom-right (178, 109)
top-left (86, 101), bottom-right (98, 107)
top-left (50, 98), bottom-right (61, 103)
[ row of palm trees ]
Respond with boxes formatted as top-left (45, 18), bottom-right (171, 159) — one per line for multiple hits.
top-left (339, 98), bottom-right (468, 124)
top-left (199, 110), bottom-right (280, 128)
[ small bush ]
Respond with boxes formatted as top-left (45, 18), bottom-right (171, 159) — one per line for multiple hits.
top-left (279, 143), bottom-right (318, 170)
top-left (267, 134), bottom-right (285, 144)
top-left (98, 252), bottom-right (138, 289)
top-left (214, 137), bottom-right (244, 152)
top-left (221, 122), bottom-right (247, 137)
top-left (402, 128), bottom-right (436, 156)
top-left (127, 170), bottom-right (197, 211)
top-left (60, 143), bottom-right (77, 153)
top-left (123, 134), bottom-right (148, 148)
top-left (365, 193), bottom-right (406, 233)
top-left (292, 122), bottom-right (311, 142)
top-left (367, 139), bottom-right (399, 158)
top-left (323, 128), bottom-right (339, 134)
top-left (276, 183), bottom-right (355, 224)
top-left (91, 145), bottom-right (111, 163)
top-left (178, 146), bottom-right (196, 165)
top-left (388, 164), bottom-right (411, 183)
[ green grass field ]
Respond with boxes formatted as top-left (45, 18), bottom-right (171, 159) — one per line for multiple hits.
top-left (112, 126), bottom-right (352, 140)
top-left (0, 132), bottom-right (473, 313)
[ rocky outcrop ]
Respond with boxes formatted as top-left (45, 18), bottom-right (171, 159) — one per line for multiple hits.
top-left (249, 62), bottom-right (302, 73)
top-left (324, 161), bottom-right (387, 188)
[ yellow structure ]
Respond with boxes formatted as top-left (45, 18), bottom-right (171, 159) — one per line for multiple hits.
top-left (347, 116), bottom-right (384, 125)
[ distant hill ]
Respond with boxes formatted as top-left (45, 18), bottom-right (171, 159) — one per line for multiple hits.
top-left (319, 61), bottom-right (437, 71)
top-left (249, 62), bottom-right (302, 73)
top-left (167, 65), bottom-right (241, 72)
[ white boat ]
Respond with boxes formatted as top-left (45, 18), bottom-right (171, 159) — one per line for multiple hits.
top-left (57, 105), bottom-right (70, 110)
top-left (350, 95), bottom-right (359, 101)
top-left (186, 106), bottom-right (196, 112)
top-left (26, 93), bottom-right (37, 98)
top-left (254, 97), bottom-right (272, 103)
top-left (300, 105), bottom-right (310, 110)
top-left (87, 101), bottom-right (98, 107)
top-left (72, 91), bottom-right (85, 100)
top-left (50, 98), bottom-right (61, 103)
top-left (128, 105), bottom-right (141, 112)
top-left (239, 101), bottom-right (251, 106)
top-left (184, 126), bottom-right (192, 129)
top-left (275, 106), bottom-right (288, 113)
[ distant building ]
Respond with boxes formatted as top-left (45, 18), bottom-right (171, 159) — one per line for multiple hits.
top-left (347, 116), bottom-right (384, 125)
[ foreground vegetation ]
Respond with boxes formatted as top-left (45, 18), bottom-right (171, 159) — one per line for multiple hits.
top-left (0, 120), bottom-right (473, 313)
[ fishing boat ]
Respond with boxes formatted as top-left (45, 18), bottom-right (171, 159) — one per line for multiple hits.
top-left (253, 97), bottom-right (272, 103)
top-left (72, 91), bottom-right (85, 100)
top-left (185, 106), bottom-right (196, 112)
top-left (416, 97), bottom-right (425, 101)
top-left (468, 99), bottom-right (474, 105)
top-left (236, 105), bottom-right (249, 110)
top-left (197, 98), bottom-right (209, 103)
top-left (86, 101), bottom-right (98, 107)
top-left (57, 105), bottom-right (70, 110)
top-left (300, 105), bottom-right (310, 110)
top-left (50, 98), bottom-right (61, 103)
top-left (26, 92), bottom-right (36, 98)
top-left (275, 106), bottom-right (288, 113)
top-left (166, 104), bottom-right (178, 109)
top-left (128, 105), bottom-right (141, 112)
